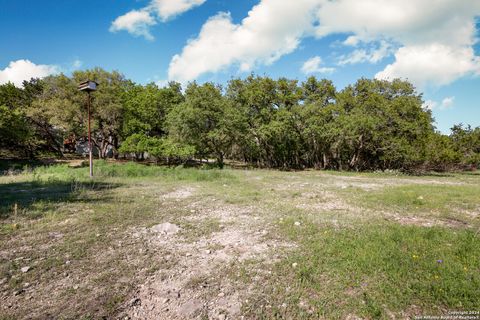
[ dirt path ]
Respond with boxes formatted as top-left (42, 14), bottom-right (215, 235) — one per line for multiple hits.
top-left (122, 187), bottom-right (289, 320)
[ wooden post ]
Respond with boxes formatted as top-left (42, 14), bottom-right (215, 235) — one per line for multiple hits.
top-left (88, 92), bottom-right (93, 178)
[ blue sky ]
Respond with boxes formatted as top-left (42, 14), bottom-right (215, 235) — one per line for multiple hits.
top-left (1, 0), bottom-right (479, 133)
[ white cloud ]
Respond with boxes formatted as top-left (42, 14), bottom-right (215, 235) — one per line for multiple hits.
top-left (343, 35), bottom-right (360, 46)
top-left (339, 40), bottom-right (393, 65)
top-left (110, 9), bottom-right (156, 40)
top-left (110, 0), bottom-right (205, 40)
top-left (314, 0), bottom-right (480, 46)
top-left (375, 44), bottom-right (480, 88)
top-left (168, 0), bottom-right (318, 82)
top-left (301, 56), bottom-right (335, 74)
top-left (0, 59), bottom-right (59, 87)
top-left (149, 0), bottom-right (206, 21)
top-left (167, 0), bottom-right (480, 87)
top-left (423, 96), bottom-right (455, 110)
top-left (313, 0), bottom-right (480, 88)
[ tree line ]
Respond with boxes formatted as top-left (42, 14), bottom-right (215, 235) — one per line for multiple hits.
top-left (1, 68), bottom-right (479, 171)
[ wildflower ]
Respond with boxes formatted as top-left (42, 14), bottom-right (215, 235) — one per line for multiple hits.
top-left (436, 259), bottom-right (443, 264)
top-left (412, 254), bottom-right (418, 259)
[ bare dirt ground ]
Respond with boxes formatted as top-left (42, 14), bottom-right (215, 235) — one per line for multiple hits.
top-left (119, 173), bottom-right (478, 319)
top-left (122, 187), bottom-right (291, 319)
top-left (1, 168), bottom-right (479, 319)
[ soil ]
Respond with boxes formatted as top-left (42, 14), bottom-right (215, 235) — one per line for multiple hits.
top-left (123, 187), bottom-right (291, 320)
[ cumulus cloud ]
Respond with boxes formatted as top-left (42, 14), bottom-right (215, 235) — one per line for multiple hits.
top-left (301, 56), bottom-right (335, 74)
top-left (314, 0), bottom-right (480, 88)
top-left (314, 0), bottom-right (479, 46)
top-left (110, 10), bottom-right (156, 40)
top-left (343, 35), bottom-right (360, 47)
top-left (375, 44), bottom-right (480, 88)
top-left (338, 40), bottom-right (394, 65)
top-left (168, 0), bottom-right (318, 82)
top-left (424, 96), bottom-right (455, 110)
top-left (150, 0), bottom-right (206, 21)
top-left (110, 0), bottom-right (205, 40)
top-left (0, 59), bottom-right (59, 87)
top-left (168, 0), bottom-right (480, 87)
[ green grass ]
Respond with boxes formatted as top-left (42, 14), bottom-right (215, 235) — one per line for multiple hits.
top-left (361, 184), bottom-right (480, 214)
top-left (350, 183), bottom-right (480, 227)
top-left (0, 159), bottom-right (44, 173)
top-left (243, 220), bottom-right (480, 319)
top-left (0, 161), bottom-right (239, 318)
top-left (0, 160), bottom-right (236, 218)
top-left (1, 161), bottom-right (479, 319)
top-left (21, 160), bottom-right (237, 181)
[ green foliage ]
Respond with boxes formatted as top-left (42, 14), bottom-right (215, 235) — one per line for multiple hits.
top-left (1, 71), bottom-right (478, 172)
top-left (122, 82), bottom-right (183, 138)
top-left (424, 133), bottom-right (461, 171)
top-left (0, 80), bottom-right (42, 156)
top-left (450, 124), bottom-right (480, 168)
top-left (118, 133), bottom-right (146, 154)
top-left (72, 68), bottom-right (131, 158)
top-left (223, 76), bottom-right (441, 170)
top-left (154, 137), bottom-right (196, 161)
top-left (166, 82), bottom-right (237, 167)
top-left (26, 75), bottom-right (79, 155)
top-left (119, 133), bottom-right (195, 163)
top-left (0, 105), bottom-right (33, 153)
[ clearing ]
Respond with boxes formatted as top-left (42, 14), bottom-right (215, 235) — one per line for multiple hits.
top-left (0, 161), bottom-right (479, 319)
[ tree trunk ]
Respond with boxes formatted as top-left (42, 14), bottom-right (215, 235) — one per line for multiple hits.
top-left (216, 153), bottom-right (224, 169)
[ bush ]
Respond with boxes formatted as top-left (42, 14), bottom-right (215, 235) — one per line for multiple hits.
top-left (119, 134), bottom-right (195, 164)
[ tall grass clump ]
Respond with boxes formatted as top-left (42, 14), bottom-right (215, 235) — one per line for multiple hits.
top-left (25, 160), bottom-right (237, 183)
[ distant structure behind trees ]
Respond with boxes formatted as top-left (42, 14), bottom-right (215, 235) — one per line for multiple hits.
top-left (1, 68), bottom-right (479, 172)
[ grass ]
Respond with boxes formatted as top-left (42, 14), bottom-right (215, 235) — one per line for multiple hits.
top-left (0, 160), bottom-right (235, 217)
top-left (0, 161), bottom-right (237, 319)
top-left (1, 161), bottom-right (479, 319)
top-left (361, 184), bottom-right (480, 216)
top-left (180, 217), bottom-right (223, 240)
top-left (243, 220), bottom-right (479, 319)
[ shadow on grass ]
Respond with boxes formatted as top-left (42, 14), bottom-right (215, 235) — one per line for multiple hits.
top-left (458, 171), bottom-right (480, 176)
top-left (0, 159), bottom-right (54, 175)
top-left (415, 173), bottom-right (456, 177)
top-left (417, 170), bottom-right (480, 178)
top-left (0, 179), bottom-right (121, 219)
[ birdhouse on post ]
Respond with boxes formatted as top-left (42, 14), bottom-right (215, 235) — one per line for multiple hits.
top-left (78, 80), bottom-right (98, 92)
top-left (78, 80), bottom-right (99, 178)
